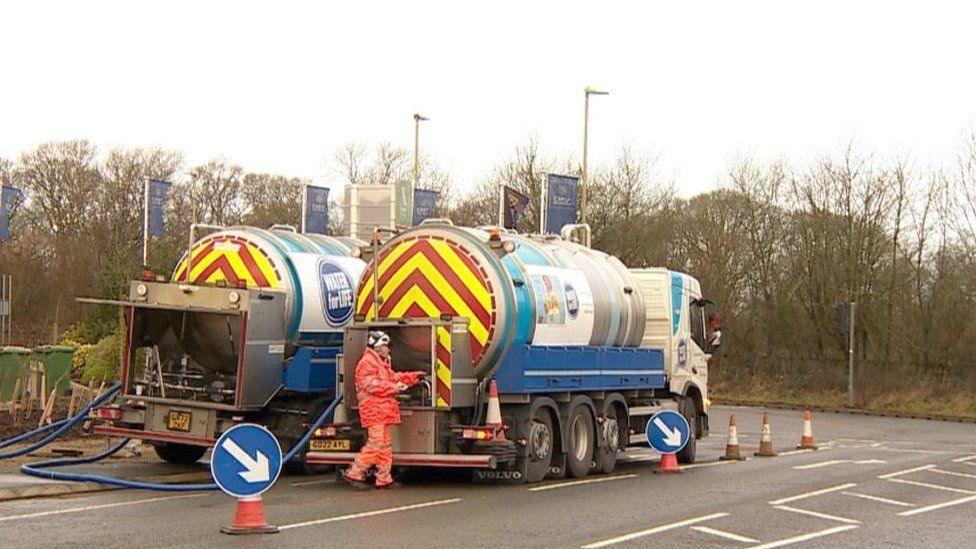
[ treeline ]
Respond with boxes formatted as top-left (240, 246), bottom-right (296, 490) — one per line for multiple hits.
top-left (3, 135), bottom-right (976, 413)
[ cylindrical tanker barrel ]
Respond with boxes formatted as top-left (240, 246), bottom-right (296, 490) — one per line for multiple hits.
top-left (172, 227), bottom-right (366, 372)
top-left (354, 221), bottom-right (646, 381)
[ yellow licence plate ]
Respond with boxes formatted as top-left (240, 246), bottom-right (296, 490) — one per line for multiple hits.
top-left (166, 411), bottom-right (192, 432)
top-left (310, 439), bottom-right (350, 451)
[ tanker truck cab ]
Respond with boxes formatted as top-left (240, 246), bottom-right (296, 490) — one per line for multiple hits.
top-left (310, 221), bottom-right (720, 483)
top-left (630, 269), bottom-right (715, 445)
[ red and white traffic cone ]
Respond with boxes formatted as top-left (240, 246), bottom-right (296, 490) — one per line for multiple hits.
top-left (221, 496), bottom-right (279, 535)
top-left (654, 452), bottom-right (681, 474)
top-left (797, 409), bottom-right (818, 450)
top-left (754, 411), bottom-right (777, 457)
top-left (485, 379), bottom-right (506, 441)
top-left (719, 414), bottom-right (745, 461)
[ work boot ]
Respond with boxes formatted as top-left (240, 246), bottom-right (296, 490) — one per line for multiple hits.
top-left (341, 470), bottom-right (370, 491)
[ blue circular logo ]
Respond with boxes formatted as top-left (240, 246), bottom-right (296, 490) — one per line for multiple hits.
top-left (319, 259), bottom-right (354, 326)
top-left (564, 282), bottom-right (579, 319)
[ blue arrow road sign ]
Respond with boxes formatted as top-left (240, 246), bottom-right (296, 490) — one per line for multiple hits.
top-left (211, 424), bottom-right (283, 498)
top-left (646, 410), bottom-right (690, 454)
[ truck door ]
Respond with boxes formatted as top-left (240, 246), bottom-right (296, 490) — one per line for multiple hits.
top-left (686, 295), bottom-right (709, 384)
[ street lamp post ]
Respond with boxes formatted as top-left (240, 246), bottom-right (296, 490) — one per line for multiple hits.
top-left (413, 113), bottom-right (429, 191)
top-left (581, 87), bottom-right (609, 224)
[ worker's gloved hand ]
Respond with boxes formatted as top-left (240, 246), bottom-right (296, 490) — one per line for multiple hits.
top-left (397, 371), bottom-right (424, 387)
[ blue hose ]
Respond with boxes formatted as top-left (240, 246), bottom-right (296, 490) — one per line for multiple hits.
top-left (0, 419), bottom-right (69, 450)
top-left (18, 394), bottom-right (343, 491)
top-left (0, 383), bottom-right (122, 459)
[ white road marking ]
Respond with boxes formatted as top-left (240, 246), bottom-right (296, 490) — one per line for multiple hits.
top-left (952, 454), bottom-right (976, 463)
top-left (278, 498), bottom-right (462, 530)
top-left (877, 464), bottom-right (935, 479)
top-left (898, 495), bottom-right (976, 516)
top-left (929, 468), bottom-right (976, 480)
top-left (794, 459), bottom-right (885, 470)
top-left (774, 505), bottom-right (861, 525)
top-left (886, 478), bottom-right (976, 495)
top-left (0, 494), bottom-right (207, 523)
top-left (290, 478), bottom-right (336, 487)
top-left (793, 460), bottom-right (847, 470)
top-left (529, 474), bottom-right (637, 492)
top-left (680, 460), bottom-right (737, 470)
top-left (580, 512), bottom-right (730, 548)
top-left (768, 483), bottom-right (857, 505)
top-left (871, 447), bottom-right (950, 455)
top-left (690, 525), bottom-right (760, 543)
top-left (778, 448), bottom-right (816, 456)
top-left (841, 491), bottom-right (914, 507)
top-left (749, 525), bottom-right (859, 549)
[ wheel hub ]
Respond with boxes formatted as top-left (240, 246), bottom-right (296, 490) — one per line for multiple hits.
top-left (529, 421), bottom-right (551, 460)
top-left (572, 415), bottom-right (590, 461)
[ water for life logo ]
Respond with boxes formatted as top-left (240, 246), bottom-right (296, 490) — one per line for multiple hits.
top-left (319, 259), bottom-right (354, 326)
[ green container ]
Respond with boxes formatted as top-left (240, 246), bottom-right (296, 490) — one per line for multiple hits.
top-left (33, 345), bottom-right (75, 396)
top-left (0, 346), bottom-right (32, 400)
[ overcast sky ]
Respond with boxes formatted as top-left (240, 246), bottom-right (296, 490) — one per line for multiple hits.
top-left (1, 1), bottom-right (974, 197)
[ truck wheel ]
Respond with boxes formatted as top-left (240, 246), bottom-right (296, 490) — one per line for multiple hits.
top-left (676, 398), bottom-right (697, 464)
top-left (566, 406), bottom-right (595, 478)
top-left (152, 442), bottom-right (207, 465)
top-left (522, 408), bottom-right (555, 483)
top-left (594, 406), bottom-right (621, 474)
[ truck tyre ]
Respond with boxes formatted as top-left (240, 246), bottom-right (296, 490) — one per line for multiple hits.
top-left (521, 408), bottom-right (555, 483)
top-left (594, 405), bottom-right (621, 474)
top-left (676, 398), bottom-right (697, 464)
top-left (566, 405), bottom-right (595, 478)
top-left (152, 442), bottom-right (207, 465)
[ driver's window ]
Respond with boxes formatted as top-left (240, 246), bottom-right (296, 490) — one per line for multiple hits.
top-left (689, 299), bottom-right (706, 350)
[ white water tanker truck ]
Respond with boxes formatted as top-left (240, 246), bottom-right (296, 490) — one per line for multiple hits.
top-left (84, 226), bottom-right (366, 469)
top-left (305, 221), bottom-right (721, 482)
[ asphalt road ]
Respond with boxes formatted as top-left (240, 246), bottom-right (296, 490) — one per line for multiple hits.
top-left (2, 406), bottom-right (975, 548)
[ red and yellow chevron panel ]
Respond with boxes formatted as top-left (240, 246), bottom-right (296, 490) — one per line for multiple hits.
top-left (173, 235), bottom-right (282, 288)
top-left (435, 325), bottom-right (452, 408)
top-left (357, 236), bottom-right (497, 366)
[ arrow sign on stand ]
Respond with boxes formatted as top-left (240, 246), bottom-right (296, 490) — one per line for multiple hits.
top-left (646, 410), bottom-right (691, 454)
top-left (211, 424), bottom-right (283, 498)
top-left (653, 417), bottom-right (683, 447)
top-left (221, 438), bottom-right (271, 483)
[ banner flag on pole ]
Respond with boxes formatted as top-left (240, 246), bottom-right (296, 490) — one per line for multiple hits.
top-left (544, 174), bottom-right (579, 234)
top-left (147, 179), bottom-right (172, 237)
top-left (394, 180), bottom-right (414, 226)
top-left (305, 185), bottom-right (330, 235)
top-left (503, 185), bottom-right (529, 230)
top-left (412, 189), bottom-right (438, 225)
top-left (1, 185), bottom-right (25, 243)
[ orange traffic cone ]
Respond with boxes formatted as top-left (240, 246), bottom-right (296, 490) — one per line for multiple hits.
top-left (754, 412), bottom-right (777, 457)
top-left (654, 452), bottom-right (681, 474)
top-left (719, 414), bottom-right (745, 461)
top-left (797, 409), bottom-right (818, 450)
top-left (221, 496), bottom-right (279, 535)
top-left (485, 379), bottom-right (506, 440)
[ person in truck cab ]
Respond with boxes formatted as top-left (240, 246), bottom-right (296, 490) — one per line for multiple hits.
top-left (342, 330), bottom-right (423, 489)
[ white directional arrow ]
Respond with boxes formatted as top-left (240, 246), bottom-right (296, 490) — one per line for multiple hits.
top-left (221, 438), bottom-right (270, 483)
top-left (653, 417), bottom-right (683, 447)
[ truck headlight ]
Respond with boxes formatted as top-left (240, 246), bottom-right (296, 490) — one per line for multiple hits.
top-left (228, 291), bottom-right (240, 304)
top-left (136, 283), bottom-right (148, 296)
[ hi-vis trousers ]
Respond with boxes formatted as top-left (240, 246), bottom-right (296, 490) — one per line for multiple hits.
top-left (345, 424), bottom-right (393, 486)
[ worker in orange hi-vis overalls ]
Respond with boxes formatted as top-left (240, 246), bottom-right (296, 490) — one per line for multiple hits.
top-left (342, 331), bottom-right (423, 489)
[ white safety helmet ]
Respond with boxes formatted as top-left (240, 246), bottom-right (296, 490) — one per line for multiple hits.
top-left (367, 330), bottom-right (391, 349)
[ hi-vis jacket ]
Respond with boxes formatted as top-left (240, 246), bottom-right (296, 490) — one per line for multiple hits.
top-left (355, 347), bottom-right (421, 428)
